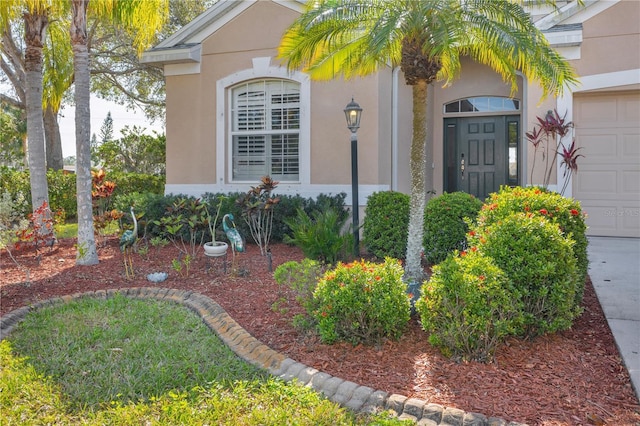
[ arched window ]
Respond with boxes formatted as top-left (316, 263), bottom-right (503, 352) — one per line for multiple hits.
top-left (444, 97), bottom-right (520, 114)
top-left (231, 80), bottom-right (300, 181)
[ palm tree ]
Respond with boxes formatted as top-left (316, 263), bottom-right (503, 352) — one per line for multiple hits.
top-left (279, 0), bottom-right (578, 282)
top-left (1, 16), bottom-right (73, 171)
top-left (0, 1), bottom-right (59, 236)
top-left (70, 0), bottom-right (168, 265)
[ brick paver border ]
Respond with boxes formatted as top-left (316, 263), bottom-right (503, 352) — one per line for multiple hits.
top-left (0, 287), bottom-right (527, 426)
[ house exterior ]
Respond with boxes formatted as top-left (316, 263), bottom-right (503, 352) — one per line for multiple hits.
top-left (141, 0), bottom-right (640, 238)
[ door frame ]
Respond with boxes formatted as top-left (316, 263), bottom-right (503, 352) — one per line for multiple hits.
top-left (443, 114), bottom-right (521, 197)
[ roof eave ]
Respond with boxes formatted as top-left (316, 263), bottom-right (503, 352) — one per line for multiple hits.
top-left (140, 44), bottom-right (201, 65)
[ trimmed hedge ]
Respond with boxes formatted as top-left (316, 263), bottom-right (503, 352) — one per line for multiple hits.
top-left (476, 186), bottom-right (588, 307)
top-left (362, 191), bottom-right (410, 259)
top-left (422, 192), bottom-right (483, 264)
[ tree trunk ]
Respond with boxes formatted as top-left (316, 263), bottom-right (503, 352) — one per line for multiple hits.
top-left (23, 11), bottom-right (52, 235)
top-left (44, 104), bottom-right (64, 170)
top-left (404, 80), bottom-right (429, 282)
top-left (72, 0), bottom-right (99, 265)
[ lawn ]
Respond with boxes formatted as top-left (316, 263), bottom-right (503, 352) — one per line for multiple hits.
top-left (1, 294), bottom-right (406, 425)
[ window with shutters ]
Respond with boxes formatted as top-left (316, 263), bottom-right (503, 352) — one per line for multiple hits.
top-left (231, 80), bottom-right (300, 181)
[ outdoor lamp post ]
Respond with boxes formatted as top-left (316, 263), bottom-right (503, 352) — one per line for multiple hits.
top-left (344, 98), bottom-right (362, 257)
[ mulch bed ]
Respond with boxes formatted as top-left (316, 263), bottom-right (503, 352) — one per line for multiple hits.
top-left (1, 237), bottom-right (639, 426)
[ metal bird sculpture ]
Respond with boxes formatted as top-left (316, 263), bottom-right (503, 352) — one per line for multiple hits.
top-left (222, 213), bottom-right (245, 253)
top-left (119, 206), bottom-right (138, 278)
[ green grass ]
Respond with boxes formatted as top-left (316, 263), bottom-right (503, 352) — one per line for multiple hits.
top-left (55, 220), bottom-right (120, 239)
top-left (1, 295), bottom-right (408, 425)
top-left (54, 222), bottom-right (78, 239)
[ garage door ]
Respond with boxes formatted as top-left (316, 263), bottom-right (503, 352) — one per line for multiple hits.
top-left (573, 91), bottom-right (640, 237)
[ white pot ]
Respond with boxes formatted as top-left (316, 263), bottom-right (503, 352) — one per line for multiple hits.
top-left (203, 241), bottom-right (228, 257)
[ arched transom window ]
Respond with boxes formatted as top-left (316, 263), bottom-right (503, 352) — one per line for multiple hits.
top-left (231, 79), bottom-right (300, 181)
top-left (444, 97), bottom-right (520, 114)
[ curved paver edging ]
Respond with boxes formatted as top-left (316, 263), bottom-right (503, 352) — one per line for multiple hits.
top-left (0, 287), bottom-right (528, 426)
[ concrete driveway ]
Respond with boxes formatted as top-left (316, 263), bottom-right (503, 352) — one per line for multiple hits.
top-left (587, 236), bottom-right (640, 400)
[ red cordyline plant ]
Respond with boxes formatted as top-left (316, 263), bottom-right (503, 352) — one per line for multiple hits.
top-left (91, 169), bottom-right (121, 237)
top-left (526, 109), bottom-right (581, 195)
top-left (15, 201), bottom-right (56, 256)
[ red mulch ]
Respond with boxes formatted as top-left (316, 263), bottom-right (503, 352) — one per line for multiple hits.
top-left (1, 237), bottom-right (639, 426)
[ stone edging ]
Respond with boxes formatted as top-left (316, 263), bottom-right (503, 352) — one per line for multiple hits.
top-left (0, 287), bottom-right (528, 426)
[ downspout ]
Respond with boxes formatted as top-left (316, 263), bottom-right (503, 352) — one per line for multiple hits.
top-left (518, 71), bottom-right (528, 187)
top-left (391, 67), bottom-right (400, 191)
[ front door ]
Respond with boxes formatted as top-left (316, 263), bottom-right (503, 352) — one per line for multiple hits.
top-left (444, 116), bottom-right (519, 199)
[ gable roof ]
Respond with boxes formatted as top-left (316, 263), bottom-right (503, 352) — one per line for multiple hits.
top-left (142, 0), bottom-right (617, 65)
top-left (141, 0), bottom-right (304, 65)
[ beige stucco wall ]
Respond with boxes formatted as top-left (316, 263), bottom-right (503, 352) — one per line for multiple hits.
top-left (164, 0), bottom-right (392, 189)
top-left (162, 0), bottom-right (638, 203)
top-left (571, 1), bottom-right (640, 77)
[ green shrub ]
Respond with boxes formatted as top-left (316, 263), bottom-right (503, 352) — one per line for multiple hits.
top-left (477, 186), bottom-right (588, 306)
top-left (313, 258), bottom-right (411, 345)
top-left (109, 172), bottom-right (165, 198)
top-left (362, 191), bottom-right (410, 259)
top-left (273, 259), bottom-right (326, 330)
top-left (47, 170), bottom-right (77, 220)
top-left (0, 168), bottom-right (31, 217)
top-left (422, 192), bottom-right (483, 264)
top-left (113, 192), bottom-right (177, 239)
top-left (0, 190), bottom-right (29, 249)
top-left (0, 168), bottom-right (165, 222)
top-left (284, 207), bottom-right (352, 263)
top-left (471, 212), bottom-right (580, 338)
top-left (203, 192), bottom-right (348, 245)
top-left (415, 250), bottom-right (523, 361)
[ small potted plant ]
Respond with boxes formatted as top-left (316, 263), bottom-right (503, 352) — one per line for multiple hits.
top-left (203, 196), bottom-right (228, 257)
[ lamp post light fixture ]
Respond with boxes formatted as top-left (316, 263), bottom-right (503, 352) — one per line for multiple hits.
top-left (344, 98), bottom-right (362, 257)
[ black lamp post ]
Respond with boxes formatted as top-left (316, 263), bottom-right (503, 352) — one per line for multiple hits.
top-left (344, 98), bottom-right (362, 257)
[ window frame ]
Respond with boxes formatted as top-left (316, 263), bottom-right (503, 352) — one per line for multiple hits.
top-left (217, 58), bottom-right (310, 185)
top-left (230, 79), bottom-right (301, 182)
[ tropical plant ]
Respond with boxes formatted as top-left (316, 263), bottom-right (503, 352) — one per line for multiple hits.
top-left (91, 169), bottom-right (121, 238)
top-left (14, 200), bottom-right (56, 256)
top-left (236, 176), bottom-right (280, 255)
top-left (278, 0), bottom-right (578, 282)
top-left (204, 196), bottom-right (225, 244)
top-left (0, 1), bottom-right (56, 241)
top-left (525, 109), bottom-right (579, 193)
top-left (284, 207), bottom-right (352, 264)
top-left (155, 197), bottom-right (207, 258)
top-left (558, 139), bottom-right (584, 195)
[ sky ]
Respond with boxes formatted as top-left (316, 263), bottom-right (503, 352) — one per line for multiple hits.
top-left (58, 96), bottom-right (165, 158)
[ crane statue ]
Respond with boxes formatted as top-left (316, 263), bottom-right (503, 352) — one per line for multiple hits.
top-left (222, 213), bottom-right (245, 253)
top-left (119, 206), bottom-right (138, 278)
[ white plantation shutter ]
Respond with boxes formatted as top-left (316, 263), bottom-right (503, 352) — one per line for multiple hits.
top-left (231, 80), bottom-right (300, 181)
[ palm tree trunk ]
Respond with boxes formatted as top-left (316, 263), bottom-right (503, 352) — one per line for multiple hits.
top-left (44, 104), bottom-right (64, 170)
top-left (23, 11), bottom-right (52, 235)
top-left (404, 80), bottom-right (428, 282)
top-left (72, 0), bottom-right (99, 265)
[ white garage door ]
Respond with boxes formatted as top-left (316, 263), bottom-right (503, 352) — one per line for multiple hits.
top-left (573, 91), bottom-right (640, 237)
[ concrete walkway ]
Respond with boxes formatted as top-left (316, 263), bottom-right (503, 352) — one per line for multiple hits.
top-left (587, 236), bottom-right (640, 400)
